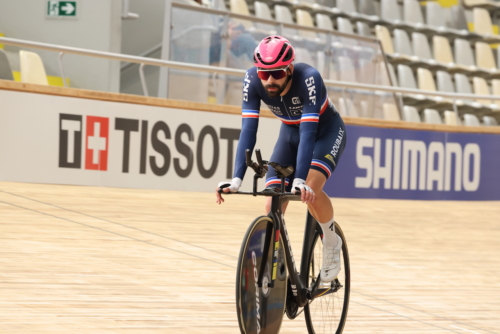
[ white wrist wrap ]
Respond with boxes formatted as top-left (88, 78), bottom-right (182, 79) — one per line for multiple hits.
top-left (218, 177), bottom-right (242, 193)
top-left (292, 178), bottom-right (314, 194)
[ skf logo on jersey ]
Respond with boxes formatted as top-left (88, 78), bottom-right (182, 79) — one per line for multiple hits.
top-left (59, 114), bottom-right (109, 171)
top-left (305, 76), bottom-right (316, 105)
top-left (243, 72), bottom-right (251, 102)
top-left (292, 97), bottom-right (300, 104)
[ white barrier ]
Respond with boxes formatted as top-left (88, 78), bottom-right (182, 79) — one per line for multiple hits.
top-left (0, 89), bottom-right (280, 192)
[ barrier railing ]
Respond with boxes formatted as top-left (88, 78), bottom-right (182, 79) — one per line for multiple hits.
top-left (1, 36), bottom-right (500, 125)
top-left (159, 1), bottom-right (392, 106)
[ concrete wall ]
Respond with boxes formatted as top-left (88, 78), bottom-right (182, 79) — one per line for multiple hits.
top-left (121, 0), bottom-right (166, 57)
top-left (0, 0), bottom-right (122, 92)
top-left (121, 0), bottom-right (203, 57)
top-left (120, 0), bottom-right (201, 96)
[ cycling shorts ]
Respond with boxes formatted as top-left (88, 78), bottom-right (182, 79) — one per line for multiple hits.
top-left (265, 114), bottom-right (346, 191)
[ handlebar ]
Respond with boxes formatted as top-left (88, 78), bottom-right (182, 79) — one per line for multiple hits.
top-left (219, 149), bottom-right (297, 196)
top-left (217, 187), bottom-right (302, 199)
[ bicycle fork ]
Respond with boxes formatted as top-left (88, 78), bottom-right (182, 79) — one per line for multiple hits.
top-left (257, 199), bottom-right (310, 308)
top-left (258, 209), bottom-right (331, 308)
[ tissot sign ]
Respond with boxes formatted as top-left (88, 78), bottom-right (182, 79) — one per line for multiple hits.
top-left (57, 113), bottom-right (242, 180)
top-left (0, 89), bottom-right (279, 192)
top-left (326, 125), bottom-right (500, 200)
top-left (1, 89), bottom-right (500, 200)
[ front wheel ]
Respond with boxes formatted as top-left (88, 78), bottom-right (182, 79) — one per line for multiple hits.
top-left (304, 222), bottom-right (350, 334)
top-left (236, 216), bottom-right (287, 334)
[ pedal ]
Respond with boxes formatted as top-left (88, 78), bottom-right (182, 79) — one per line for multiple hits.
top-left (319, 281), bottom-right (333, 288)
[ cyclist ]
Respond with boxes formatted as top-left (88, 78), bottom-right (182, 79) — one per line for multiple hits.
top-left (216, 35), bottom-right (347, 282)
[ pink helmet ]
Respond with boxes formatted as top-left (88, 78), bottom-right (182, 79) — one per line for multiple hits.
top-left (253, 35), bottom-right (295, 68)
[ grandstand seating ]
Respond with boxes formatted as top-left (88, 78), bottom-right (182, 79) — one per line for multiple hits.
top-left (36, 0), bottom-right (500, 125)
top-left (492, 78), bottom-right (500, 96)
top-left (8, 0), bottom-right (498, 125)
top-left (453, 73), bottom-right (490, 113)
top-left (316, 13), bottom-right (334, 31)
top-left (383, 103), bottom-right (401, 121)
top-left (483, 115), bottom-right (499, 125)
top-left (475, 41), bottom-right (500, 75)
top-left (411, 32), bottom-right (435, 64)
top-left (338, 97), bottom-right (359, 117)
top-left (473, 8), bottom-right (494, 35)
top-left (472, 76), bottom-right (495, 106)
top-left (464, 0), bottom-right (500, 10)
top-left (356, 21), bottom-right (371, 37)
top-left (2, 0), bottom-right (499, 128)
top-left (19, 50), bottom-right (48, 85)
top-left (444, 110), bottom-right (461, 125)
top-left (0, 49), bottom-right (13, 80)
top-left (402, 105), bottom-right (421, 122)
top-left (423, 108), bottom-right (443, 124)
top-left (453, 39), bottom-right (478, 72)
top-left (337, 17), bottom-right (354, 34)
top-left (450, 5), bottom-right (470, 31)
top-left (463, 113), bottom-right (481, 126)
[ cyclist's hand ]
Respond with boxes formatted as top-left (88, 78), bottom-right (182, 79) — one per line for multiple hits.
top-left (292, 178), bottom-right (315, 204)
top-left (215, 177), bottom-right (242, 204)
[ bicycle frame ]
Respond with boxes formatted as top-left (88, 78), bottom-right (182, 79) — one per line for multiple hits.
top-left (223, 149), bottom-right (333, 313)
top-left (257, 193), bottom-right (320, 309)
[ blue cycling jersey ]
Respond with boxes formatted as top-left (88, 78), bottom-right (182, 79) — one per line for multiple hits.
top-left (234, 63), bottom-right (340, 181)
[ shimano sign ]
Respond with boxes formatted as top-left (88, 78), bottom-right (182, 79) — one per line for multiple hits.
top-left (326, 125), bottom-right (500, 200)
top-left (354, 138), bottom-right (480, 192)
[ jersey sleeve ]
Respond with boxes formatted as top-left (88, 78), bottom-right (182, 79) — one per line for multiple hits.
top-left (233, 70), bottom-right (261, 180)
top-left (295, 68), bottom-right (324, 180)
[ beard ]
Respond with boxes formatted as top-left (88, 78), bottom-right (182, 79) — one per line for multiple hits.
top-left (264, 74), bottom-right (292, 98)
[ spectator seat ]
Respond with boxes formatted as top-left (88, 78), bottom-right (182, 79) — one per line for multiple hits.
top-left (423, 108), bottom-right (443, 124)
top-left (20, 50), bottom-right (48, 85)
top-left (463, 113), bottom-right (481, 126)
top-left (0, 49), bottom-right (13, 80)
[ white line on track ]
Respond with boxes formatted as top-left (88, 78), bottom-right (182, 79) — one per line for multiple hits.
top-left (451, 325), bottom-right (482, 334)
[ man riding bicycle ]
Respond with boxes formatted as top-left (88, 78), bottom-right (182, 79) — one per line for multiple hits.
top-left (216, 35), bottom-right (347, 282)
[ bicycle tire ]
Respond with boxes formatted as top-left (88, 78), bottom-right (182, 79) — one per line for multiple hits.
top-left (236, 216), bottom-right (287, 334)
top-left (304, 222), bottom-right (350, 334)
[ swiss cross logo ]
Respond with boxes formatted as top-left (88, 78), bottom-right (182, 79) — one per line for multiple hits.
top-left (85, 116), bottom-right (109, 170)
top-left (59, 114), bottom-right (109, 171)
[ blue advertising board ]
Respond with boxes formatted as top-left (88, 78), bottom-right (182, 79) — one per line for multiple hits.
top-left (326, 125), bottom-right (500, 200)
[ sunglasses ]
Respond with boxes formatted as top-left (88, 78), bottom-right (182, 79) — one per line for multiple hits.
top-left (257, 66), bottom-right (290, 80)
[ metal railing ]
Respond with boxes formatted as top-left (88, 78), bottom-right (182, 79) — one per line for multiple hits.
top-left (165, 1), bottom-right (379, 43)
top-left (1, 36), bottom-right (500, 114)
top-left (158, 0), bottom-right (389, 102)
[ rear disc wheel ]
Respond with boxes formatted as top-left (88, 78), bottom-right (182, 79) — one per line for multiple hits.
top-left (236, 216), bottom-right (287, 334)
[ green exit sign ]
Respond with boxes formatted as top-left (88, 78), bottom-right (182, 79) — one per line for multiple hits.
top-left (47, 1), bottom-right (77, 17)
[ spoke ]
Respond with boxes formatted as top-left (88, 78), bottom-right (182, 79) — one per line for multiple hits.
top-left (307, 233), bottom-right (347, 334)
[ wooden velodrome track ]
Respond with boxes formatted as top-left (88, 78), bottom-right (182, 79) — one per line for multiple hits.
top-left (0, 181), bottom-right (499, 333)
top-left (1, 81), bottom-right (500, 333)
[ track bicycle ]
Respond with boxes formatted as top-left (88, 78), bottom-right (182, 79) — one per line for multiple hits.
top-left (219, 149), bottom-right (350, 334)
